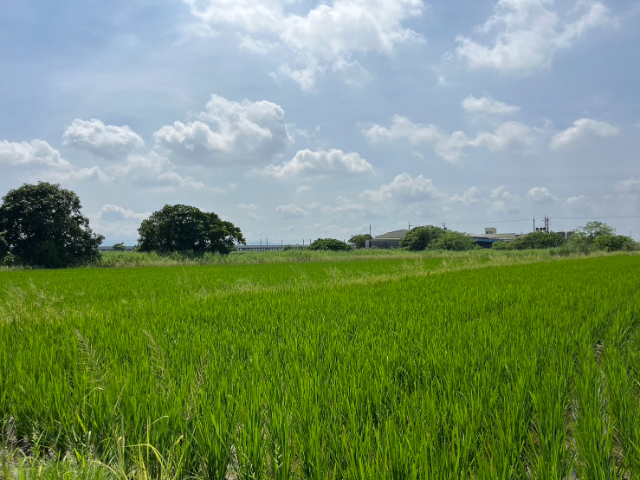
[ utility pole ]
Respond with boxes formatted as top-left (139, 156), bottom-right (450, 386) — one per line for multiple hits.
top-left (369, 225), bottom-right (372, 236)
top-left (533, 218), bottom-right (536, 233)
top-left (408, 222), bottom-right (412, 231)
top-left (544, 215), bottom-right (550, 233)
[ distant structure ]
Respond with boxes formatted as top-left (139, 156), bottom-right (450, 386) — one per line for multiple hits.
top-left (467, 229), bottom-right (519, 249)
top-left (365, 229), bottom-right (409, 249)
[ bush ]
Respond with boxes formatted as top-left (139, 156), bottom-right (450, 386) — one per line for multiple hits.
top-left (399, 226), bottom-right (446, 251)
top-left (112, 242), bottom-right (127, 252)
top-left (348, 234), bottom-right (373, 249)
top-left (308, 239), bottom-right (352, 251)
top-left (594, 235), bottom-right (637, 252)
top-left (492, 232), bottom-right (566, 250)
top-left (430, 231), bottom-right (477, 251)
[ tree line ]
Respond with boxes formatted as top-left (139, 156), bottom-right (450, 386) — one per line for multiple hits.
top-left (0, 182), bottom-right (637, 268)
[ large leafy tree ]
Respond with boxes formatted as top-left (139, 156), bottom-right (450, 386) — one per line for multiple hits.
top-left (308, 238), bottom-right (352, 251)
top-left (137, 204), bottom-right (245, 254)
top-left (348, 234), bottom-right (372, 249)
top-left (0, 182), bottom-right (104, 268)
top-left (399, 226), bottom-right (446, 251)
top-left (430, 231), bottom-right (477, 251)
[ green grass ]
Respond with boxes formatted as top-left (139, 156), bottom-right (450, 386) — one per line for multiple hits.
top-left (1, 254), bottom-right (640, 479)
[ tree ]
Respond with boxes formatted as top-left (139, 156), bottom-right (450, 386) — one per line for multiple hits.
top-left (430, 231), bottom-right (477, 251)
top-left (594, 235), bottom-right (637, 252)
top-left (0, 182), bottom-right (104, 268)
top-left (112, 242), bottom-right (127, 251)
top-left (348, 234), bottom-right (373, 249)
top-left (399, 226), bottom-right (446, 251)
top-left (574, 221), bottom-right (615, 242)
top-left (308, 238), bottom-right (352, 251)
top-left (137, 204), bottom-right (245, 255)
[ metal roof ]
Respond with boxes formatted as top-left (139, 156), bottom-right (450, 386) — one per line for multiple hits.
top-left (375, 229), bottom-right (409, 240)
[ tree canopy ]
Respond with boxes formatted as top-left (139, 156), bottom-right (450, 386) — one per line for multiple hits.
top-left (137, 204), bottom-right (245, 255)
top-left (348, 234), bottom-right (373, 249)
top-left (308, 238), bottom-right (352, 251)
top-left (0, 182), bottom-right (104, 268)
top-left (399, 226), bottom-right (446, 251)
top-left (430, 231), bottom-right (477, 251)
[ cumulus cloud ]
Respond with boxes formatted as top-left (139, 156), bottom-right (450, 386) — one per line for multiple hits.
top-left (256, 149), bottom-right (374, 178)
top-left (296, 185), bottom-right (311, 194)
top-left (456, 0), bottom-right (613, 74)
top-left (43, 166), bottom-right (113, 184)
top-left (276, 203), bottom-right (307, 218)
top-left (526, 187), bottom-right (558, 202)
top-left (550, 118), bottom-right (620, 149)
top-left (468, 121), bottom-right (536, 151)
top-left (364, 115), bottom-right (538, 161)
top-left (462, 96), bottom-right (520, 115)
top-left (89, 204), bottom-right (151, 239)
top-left (154, 94), bottom-right (292, 165)
top-left (238, 203), bottom-right (259, 210)
top-left (450, 187), bottom-right (482, 204)
top-left (361, 173), bottom-right (440, 203)
top-left (615, 177), bottom-right (640, 193)
top-left (184, 0), bottom-right (425, 90)
top-left (62, 119), bottom-right (145, 158)
top-left (155, 171), bottom-right (207, 191)
top-left (0, 139), bottom-right (70, 168)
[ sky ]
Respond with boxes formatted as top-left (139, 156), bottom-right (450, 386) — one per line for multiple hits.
top-left (1, 0), bottom-right (639, 245)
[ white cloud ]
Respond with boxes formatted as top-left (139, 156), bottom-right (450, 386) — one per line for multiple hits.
top-left (550, 118), bottom-right (619, 149)
top-left (44, 166), bottom-right (113, 184)
top-left (456, 0), bottom-right (613, 74)
top-left (256, 149), bottom-right (374, 178)
top-left (614, 177), bottom-right (640, 193)
top-left (62, 119), bottom-right (145, 158)
top-left (155, 171), bottom-right (207, 191)
top-left (296, 185), bottom-right (311, 194)
top-left (364, 116), bottom-right (538, 161)
top-left (361, 173), bottom-right (440, 203)
top-left (90, 204), bottom-right (151, 239)
top-left (184, 0), bottom-right (425, 90)
top-left (276, 203), bottom-right (307, 218)
top-left (363, 115), bottom-right (468, 162)
top-left (0, 139), bottom-right (70, 168)
top-left (468, 121), bottom-right (535, 151)
top-left (238, 203), bottom-right (259, 210)
top-left (462, 95), bottom-right (520, 115)
top-left (237, 33), bottom-right (277, 54)
top-left (154, 94), bottom-right (292, 165)
top-left (450, 187), bottom-right (482, 204)
top-left (526, 186), bottom-right (558, 202)
top-left (491, 200), bottom-right (521, 215)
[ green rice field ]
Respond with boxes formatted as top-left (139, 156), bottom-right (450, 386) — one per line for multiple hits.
top-left (1, 253), bottom-right (640, 479)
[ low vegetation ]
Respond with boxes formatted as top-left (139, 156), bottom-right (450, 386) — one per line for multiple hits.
top-left (2, 254), bottom-right (640, 478)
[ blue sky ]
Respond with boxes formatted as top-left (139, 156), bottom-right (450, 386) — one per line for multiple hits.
top-left (1, 0), bottom-right (639, 244)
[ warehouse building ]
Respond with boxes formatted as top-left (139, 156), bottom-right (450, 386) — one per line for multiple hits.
top-left (365, 229), bottom-right (409, 249)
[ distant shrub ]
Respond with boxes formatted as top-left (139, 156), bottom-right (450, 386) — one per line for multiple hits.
top-left (430, 231), bottom-right (477, 251)
top-left (308, 239), bottom-right (352, 251)
top-left (112, 242), bottom-right (127, 251)
top-left (492, 232), bottom-right (566, 250)
top-left (594, 235), bottom-right (637, 252)
top-left (400, 226), bottom-right (446, 251)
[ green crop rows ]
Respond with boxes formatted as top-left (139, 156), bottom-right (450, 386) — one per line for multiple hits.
top-left (1, 255), bottom-right (640, 479)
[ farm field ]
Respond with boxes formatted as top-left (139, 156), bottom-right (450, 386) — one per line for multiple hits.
top-left (1, 254), bottom-right (640, 479)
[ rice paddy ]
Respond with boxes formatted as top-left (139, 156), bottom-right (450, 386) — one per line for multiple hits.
top-left (1, 253), bottom-right (639, 479)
